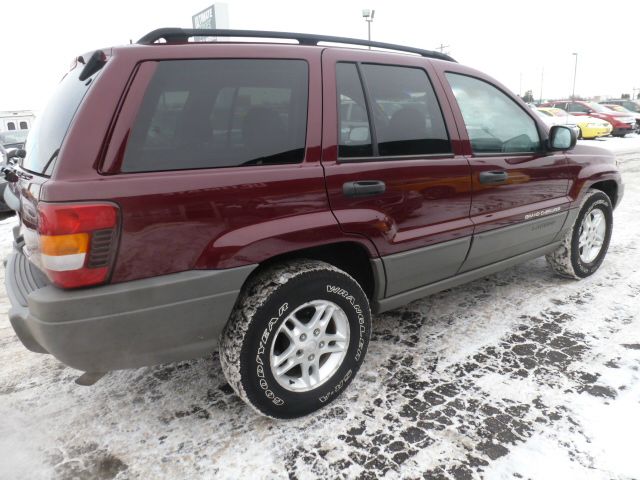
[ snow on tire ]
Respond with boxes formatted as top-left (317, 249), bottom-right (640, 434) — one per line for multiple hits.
top-left (219, 259), bottom-right (371, 419)
top-left (546, 189), bottom-right (613, 279)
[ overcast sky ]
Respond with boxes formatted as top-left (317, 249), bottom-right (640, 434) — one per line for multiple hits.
top-left (1, 0), bottom-right (639, 112)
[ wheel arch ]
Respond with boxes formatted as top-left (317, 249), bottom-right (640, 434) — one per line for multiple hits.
top-left (588, 180), bottom-right (618, 208)
top-left (240, 241), bottom-right (383, 302)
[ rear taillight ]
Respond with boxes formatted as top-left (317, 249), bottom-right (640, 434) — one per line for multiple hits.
top-left (36, 202), bottom-right (119, 288)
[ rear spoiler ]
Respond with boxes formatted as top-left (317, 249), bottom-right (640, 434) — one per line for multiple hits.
top-left (78, 50), bottom-right (108, 81)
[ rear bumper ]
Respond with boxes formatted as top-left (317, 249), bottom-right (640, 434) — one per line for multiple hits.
top-left (5, 249), bottom-right (255, 372)
top-left (580, 125), bottom-right (611, 138)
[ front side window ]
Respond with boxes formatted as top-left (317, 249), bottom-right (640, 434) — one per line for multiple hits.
top-left (446, 73), bottom-right (541, 154)
top-left (122, 59), bottom-right (309, 172)
top-left (7, 122), bottom-right (15, 131)
top-left (19, 121), bottom-right (28, 130)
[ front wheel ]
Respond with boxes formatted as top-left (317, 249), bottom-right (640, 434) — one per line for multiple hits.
top-left (546, 189), bottom-right (613, 279)
top-left (220, 260), bottom-right (371, 418)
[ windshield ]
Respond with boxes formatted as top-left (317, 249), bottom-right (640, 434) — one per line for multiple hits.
top-left (625, 102), bottom-right (640, 113)
top-left (587, 102), bottom-right (615, 113)
top-left (0, 130), bottom-right (28, 145)
top-left (22, 63), bottom-right (99, 174)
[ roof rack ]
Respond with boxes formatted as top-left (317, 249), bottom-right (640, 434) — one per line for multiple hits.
top-left (136, 28), bottom-right (456, 62)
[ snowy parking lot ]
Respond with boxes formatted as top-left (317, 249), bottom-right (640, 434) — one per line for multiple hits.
top-left (0, 136), bottom-right (639, 480)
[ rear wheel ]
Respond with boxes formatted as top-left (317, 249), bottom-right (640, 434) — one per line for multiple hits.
top-left (220, 259), bottom-right (371, 418)
top-left (546, 190), bottom-right (613, 279)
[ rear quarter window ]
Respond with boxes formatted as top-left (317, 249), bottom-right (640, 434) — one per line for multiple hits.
top-left (22, 65), bottom-right (97, 175)
top-left (121, 59), bottom-right (309, 173)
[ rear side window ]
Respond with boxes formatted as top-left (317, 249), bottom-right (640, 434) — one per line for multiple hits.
top-left (7, 122), bottom-right (15, 131)
top-left (22, 65), bottom-right (97, 174)
top-left (122, 59), bottom-right (309, 172)
top-left (19, 121), bottom-right (28, 130)
top-left (568, 103), bottom-right (590, 113)
top-left (337, 63), bottom-right (373, 158)
top-left (360, 64), bottom-right (451, 156)
top-left (446, 73), bottom-right (541, 154)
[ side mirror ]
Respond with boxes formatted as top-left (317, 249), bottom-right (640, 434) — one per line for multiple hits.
top-left (548, 125), bottom-right (576, 151)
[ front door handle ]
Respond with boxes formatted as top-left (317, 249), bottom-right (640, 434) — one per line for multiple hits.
top-left (479, 170), bottom-right (508, 184)
top-left (343, 180), bottom-right (386, 197)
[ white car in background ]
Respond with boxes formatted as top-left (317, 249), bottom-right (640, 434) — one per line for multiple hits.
top-left (529, 105), bottom-right (581, 138)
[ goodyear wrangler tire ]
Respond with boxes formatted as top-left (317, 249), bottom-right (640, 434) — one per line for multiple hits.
top-left (546, 190), bottom-right (613, 279)
top-left (219, 260), bottom-right (371, 419)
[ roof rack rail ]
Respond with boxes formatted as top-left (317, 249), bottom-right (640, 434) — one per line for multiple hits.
top-left (136, 28), bottom-right (456, 62)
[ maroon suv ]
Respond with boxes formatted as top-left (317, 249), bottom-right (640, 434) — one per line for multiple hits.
top-left (4, 29), bottom-right (623, 418)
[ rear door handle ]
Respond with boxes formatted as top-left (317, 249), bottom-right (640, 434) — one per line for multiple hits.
top-left (343, 180), bottom-right (386, 197)
top-left (479, 170), bottom-right (508, 184)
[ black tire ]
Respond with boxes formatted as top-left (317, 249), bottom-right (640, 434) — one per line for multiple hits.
top-left (219, 259), bottom-right (371, 418)
top-left (546, 190), bottom-right (613, 279)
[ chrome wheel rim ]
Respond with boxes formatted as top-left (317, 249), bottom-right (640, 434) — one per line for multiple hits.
top-left (578, 208), bottom-right (606, 263)
top-left (269, 300), bottom-right (350, 393)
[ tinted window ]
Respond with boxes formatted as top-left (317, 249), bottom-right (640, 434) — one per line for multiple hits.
top-left (446, 73), bottom-right (541, 154)
top-left (361, 64), bottom-right (450, 156)
top-left (337, 63), bottom-right (373, 158)
top-left (19, 121), bottom-right (28, 130)
top-left (122, 59), bottom-right (308, 172)
top-left (568, 102), bottom-right (590, 113)
top-left (22, 65), bottom-right (97, 174)
top-left (7, 122), bottom-right (15, 131)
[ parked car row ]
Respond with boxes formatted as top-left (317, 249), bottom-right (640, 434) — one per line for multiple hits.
top-left (538, 100), bottom-right (637, 137)
top-left (531, 106), bottom-right (611, 139)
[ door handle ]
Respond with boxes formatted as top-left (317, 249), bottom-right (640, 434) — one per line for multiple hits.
top-left (479, 170), bottom-right (508, 184)
top-left (343, 180), bottom-right (386, 197)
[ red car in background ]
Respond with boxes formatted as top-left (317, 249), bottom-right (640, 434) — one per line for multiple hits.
top-left (540, 100), bottom-right (635, 137)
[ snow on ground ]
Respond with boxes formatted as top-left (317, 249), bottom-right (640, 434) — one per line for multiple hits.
top-left (0, 135), bottom-right (639, 480)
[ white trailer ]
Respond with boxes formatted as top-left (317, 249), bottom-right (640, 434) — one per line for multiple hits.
top-left (0, 110), bottom-right (36, 132)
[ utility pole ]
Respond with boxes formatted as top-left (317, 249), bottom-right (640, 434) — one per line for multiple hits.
top-left (539, 67), bottom-right (544, 105)
top-left (436, 43), bottom-right (450, 54)
top-left (519, 72), bottom-right (523, 97)
top-left (571, 53), bottom-right (578, 100)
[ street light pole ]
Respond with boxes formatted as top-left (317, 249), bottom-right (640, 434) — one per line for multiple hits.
top-left (539, 67), bottom-right (544, 105)
top-left (571, 53), bottom-right (578, 100)
top-left (362, 9), bottom-right (375, 47)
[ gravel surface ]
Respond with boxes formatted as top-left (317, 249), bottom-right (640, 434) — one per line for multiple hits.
top-left (1, 136), bottom-right (639, 480)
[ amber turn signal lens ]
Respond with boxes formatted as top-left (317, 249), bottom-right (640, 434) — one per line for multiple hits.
top-left (40, 233), bottom-right (90, 256)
